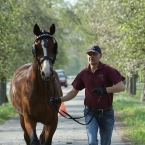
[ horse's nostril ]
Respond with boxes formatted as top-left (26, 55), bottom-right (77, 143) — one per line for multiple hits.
top-left (41, 71), bottom-right (45, 77)
top-left (41, 71), bottom-right (50, 78)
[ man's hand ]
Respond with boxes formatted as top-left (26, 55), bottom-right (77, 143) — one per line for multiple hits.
top-left (50, 97), bottom-right (61, 107)
top-left (91, 87), bottom-right (107, 96)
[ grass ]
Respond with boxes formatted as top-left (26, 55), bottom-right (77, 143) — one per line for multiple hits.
top-left (114, 84), bottom-right (145, 145)
top-left (0, 102), bottom-right (17, 124)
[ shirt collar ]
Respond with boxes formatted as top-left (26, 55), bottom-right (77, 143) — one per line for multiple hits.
top-left (86, 61), bottom-right (104, 72)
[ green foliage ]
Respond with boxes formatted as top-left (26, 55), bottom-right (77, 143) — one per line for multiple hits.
top-left (64, 55), bottom-right (81, 75)
top-left (0, 0), bottom-right (71, 79)
top-left (71, 0), bottom-right (128, 75)
top-left (68, 0), bottom-right (145, 81)
top-left (1, 0), bottom-right (145, 79)
top-left (0, 102), bottom-right (17, 124)
top-left (114, 83), bottom-right (145, 144)
top-left (114, 0), bottom-right (145, 78)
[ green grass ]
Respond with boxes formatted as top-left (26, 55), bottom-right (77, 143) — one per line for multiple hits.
top-left (0, 102), bottom-right (17, 124)
top-left (114, 84), bottom-right (145, 145)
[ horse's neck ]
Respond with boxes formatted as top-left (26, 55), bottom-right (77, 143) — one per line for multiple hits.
top-left (27, 60), bottom-right (62, 98)
top-left (31, 63), bottom-right (56, 97)
top-left (28, 61), bottom-right (43, 84)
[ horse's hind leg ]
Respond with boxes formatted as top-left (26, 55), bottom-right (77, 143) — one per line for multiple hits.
top-left (19, 114), bottom-right (30, 145)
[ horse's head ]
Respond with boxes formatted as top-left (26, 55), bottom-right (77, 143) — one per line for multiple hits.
top-left (32, 23), bottom-right (58, 81)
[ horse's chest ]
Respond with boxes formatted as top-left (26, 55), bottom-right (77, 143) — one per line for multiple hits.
top-left (28, 101), bottom-right (55, 123)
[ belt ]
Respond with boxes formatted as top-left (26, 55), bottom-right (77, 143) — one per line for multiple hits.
top-left (85, 106), bottom-right (113, 114)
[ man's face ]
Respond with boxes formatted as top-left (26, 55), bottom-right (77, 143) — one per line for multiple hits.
top-left (87, 52), bottom-right (102, 65)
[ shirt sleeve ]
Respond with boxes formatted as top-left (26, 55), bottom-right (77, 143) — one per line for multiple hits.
top-left (71, 72), bottom-right (85, 90)
top-left (106, 65), bottom-right (125, 85)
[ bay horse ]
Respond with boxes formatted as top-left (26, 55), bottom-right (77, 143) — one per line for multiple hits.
top-left (10, 23), bottom-right (62, 145)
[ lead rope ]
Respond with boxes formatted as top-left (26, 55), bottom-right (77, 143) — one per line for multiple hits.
top-left (45, 76), bottom-right (101, 125)
top-left (55, 95), bottom-right (102, 125)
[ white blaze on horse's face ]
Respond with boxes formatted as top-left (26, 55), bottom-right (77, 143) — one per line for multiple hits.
top-left (41, 39), bottom-right (51, 77)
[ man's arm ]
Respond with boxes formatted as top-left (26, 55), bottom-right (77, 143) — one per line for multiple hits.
top-left (106, 81), bottom-right (125, 93)
top-left (61, 87), bottom-right (79, 102)
top-left (50, 87), bottom-right (79, 106)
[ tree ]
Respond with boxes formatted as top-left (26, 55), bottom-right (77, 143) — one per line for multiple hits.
top-left (65, 55), bottom-right (81, 75)
top-left (73, 0), bottom-right (145, 97)
top-left (114, 0), bottom-right (145, 96)
top-left (0, 0), bottom-right (73, 105)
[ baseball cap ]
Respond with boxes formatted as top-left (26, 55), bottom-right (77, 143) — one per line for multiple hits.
top-left (86, 45), bottom-right (101, 54)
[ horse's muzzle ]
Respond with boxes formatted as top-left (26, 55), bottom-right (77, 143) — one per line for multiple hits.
top-left (41, 69), bottom-right (54, 81)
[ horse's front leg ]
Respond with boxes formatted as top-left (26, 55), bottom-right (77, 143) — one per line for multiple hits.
top-left (39, 126), bottom-right (45, 145)
top-left (42, 117), bottom-right (58, 145)
top-left (24, 115), bottom-right (40, 145)
top-left (19, 114), bottom-right (31, 145)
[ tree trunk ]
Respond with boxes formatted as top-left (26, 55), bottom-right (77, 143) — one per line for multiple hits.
top-left (141, 83), bottom-right (145, 102)
top-left (0, 77), bottom-right (8, 105)
top-left (126, 76), bottom-right (129, 93)
top-left (128, 74), bottom-right (136, 95)
top-left (132, 74), bottom-right (136, 95)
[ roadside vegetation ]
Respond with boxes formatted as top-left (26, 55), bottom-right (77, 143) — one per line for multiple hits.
top-left (0, 92), bottom-right (17, 124)
top-left (0, 103), bottom-right (17, 124)
top-left (114, 83), bottom-right (145, 145)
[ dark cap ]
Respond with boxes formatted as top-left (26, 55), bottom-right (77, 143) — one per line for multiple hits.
top-left (86, 45), bottom-right (101, 54)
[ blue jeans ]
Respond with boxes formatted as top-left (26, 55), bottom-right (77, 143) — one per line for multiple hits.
top-left (84, 107), bottom-right (114, 145)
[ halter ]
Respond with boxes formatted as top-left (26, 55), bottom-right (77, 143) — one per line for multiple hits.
top-left (32, 30), bottom-right (58, 81)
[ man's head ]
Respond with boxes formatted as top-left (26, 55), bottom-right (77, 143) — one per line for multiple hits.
top-left (86, 45), bottom-right (101, 54)
top-left (86, 45), bottom-right (102, 66)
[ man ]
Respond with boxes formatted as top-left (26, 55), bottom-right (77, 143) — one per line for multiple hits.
top-left (50, 45), bottom-right (125, 145)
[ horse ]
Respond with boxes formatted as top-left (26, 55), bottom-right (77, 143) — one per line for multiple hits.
top-left (10, 23), bottom-right (62, 145)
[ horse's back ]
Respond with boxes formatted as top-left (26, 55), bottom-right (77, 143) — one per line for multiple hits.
top-left (13, 63), bottom-right (32, 79)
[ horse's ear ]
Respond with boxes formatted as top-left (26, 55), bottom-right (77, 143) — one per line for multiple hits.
top-left (49, 24), bottom-right (55, 35)
top-left (33, 24), bottom-right (40, 36)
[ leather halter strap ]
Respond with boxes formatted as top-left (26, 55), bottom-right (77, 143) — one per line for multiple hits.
top-left (34, 33), bottom-right (54, 42)
top-left (40, 56), bottom-right (53, 63)
top-left (33, 32), bottom-right (57, 64)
